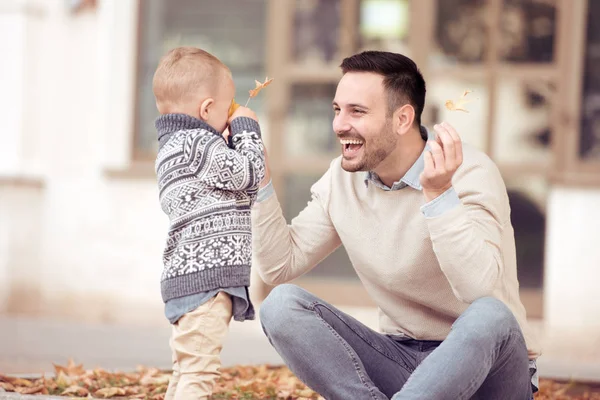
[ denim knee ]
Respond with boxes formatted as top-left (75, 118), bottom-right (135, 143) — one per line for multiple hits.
top-left (455, 297), bottom-right (521, 340)
top-left (260, 284), bottom-right (306, 335)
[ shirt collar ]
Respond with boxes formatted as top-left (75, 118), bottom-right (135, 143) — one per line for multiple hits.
top-left (364, 126), bottom-right (433, 191)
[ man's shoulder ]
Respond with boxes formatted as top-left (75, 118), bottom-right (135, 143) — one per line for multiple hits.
top-left (461, 142), bottom-right (495, 166)
top-left (458, 142), bottom-right (502, 178)
top-left (455, 142), bottom-right (508, 198)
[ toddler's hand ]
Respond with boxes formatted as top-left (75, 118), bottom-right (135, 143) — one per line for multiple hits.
top-left (222, 128), bottom-right (230, 143)
top-left (228, 106), bottom-right (259, 124)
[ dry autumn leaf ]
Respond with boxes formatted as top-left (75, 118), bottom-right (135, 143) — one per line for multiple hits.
top-left (228, 99), bottom-right (240, 118)
top-left (0, 375), bottom-right (34, 387)
top-left (228, 77), bottom-right (274, 116)
top-left (53, 358), bottom-right (85, 377)
top-left (445, 89), bottom-right (473, 113)
top-left (55, 371), bottom-right (72, 390)
top-left (0, 381), bottom-right (16, 391)
top-left (61, 385), bottom-right (89, 397)
top-left (15, 385), bottom-right (46, 395)
top-left (249, 77), bottom-right (274, 99)
top-left (95, 386), bottom-right (127, 398)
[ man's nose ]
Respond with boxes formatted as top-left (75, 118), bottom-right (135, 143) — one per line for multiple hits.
top-left (333, 114), bottom-right (351, 135)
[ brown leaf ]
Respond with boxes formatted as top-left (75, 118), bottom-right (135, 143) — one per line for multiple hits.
top-left (248, 77), bottom-right (274, 98)
top-left (445, 90), bottom-right (473, 113)
top-left (15, 385), bottom-right (45, 395)
top-left (62, 385), bottom-right (90, 397)
top-left (298, 388), bottom-right (316, 397)
top-left (124, 386), bottom-right (142, 395)
top-left (55, 370), bottom-right (72, 389)
top-left (53, 358), bottom-right (86, 377)
top-left (0, 374), bottom-right (34, 387)
top-left (92, 367), bottom-right (112, 377)
top-left (0, 381), bottom-right (15, 392)
top-left (94, 386), bottom-right (127, 398)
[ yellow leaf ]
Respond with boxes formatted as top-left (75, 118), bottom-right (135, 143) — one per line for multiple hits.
top-left (298, 388), bottom-right (316, 397)
top-left (0, 376), bottom-right (33, 387)
top-left (0, 381), bottom-right (15, 391)
top-left (445, 89), bottom-right (473, 113)
top-left (55, 370), bottom-right (72, 389)
top-left (94, 387), bottom-right (127, 398)
top-left (53, 358), bottom-right (86, 377)
top-left (228, 99), bottom-right (241, 118)
top-left (61, 385), bottom-right (89, 397)
top-left (15, 385), bottom-right (45, 395)
top-left (248, 77), bottom-right (274, 98)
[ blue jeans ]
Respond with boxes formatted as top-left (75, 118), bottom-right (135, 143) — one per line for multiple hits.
top-left (260, 284), bottom-right (532, 400)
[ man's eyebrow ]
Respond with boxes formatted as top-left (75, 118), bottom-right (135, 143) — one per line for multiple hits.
top-left (332, 101), bottom-right (369, 109)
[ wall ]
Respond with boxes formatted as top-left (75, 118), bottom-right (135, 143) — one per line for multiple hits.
top-left (545, 187), bottom-right (600, 331)
top-left (0, 0), bottom-right (169, 324)
top-left (1, 0), bottom-right (599, 333)
top-left (0, 0), bottom-right (270, 324)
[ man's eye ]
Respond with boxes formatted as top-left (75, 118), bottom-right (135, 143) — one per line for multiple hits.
top-left (353, 109), bottom-right (365, 114)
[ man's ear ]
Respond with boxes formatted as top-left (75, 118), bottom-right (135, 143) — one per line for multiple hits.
top-left (199, 98), bottom-right (215, 121)
top-left (394, 104), bottom-right (416, 136)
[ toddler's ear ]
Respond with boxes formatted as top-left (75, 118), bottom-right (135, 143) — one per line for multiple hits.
top-left (199, 98), bottom-right (214, 121)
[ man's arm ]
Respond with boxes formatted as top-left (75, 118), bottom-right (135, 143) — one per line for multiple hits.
top-left (420, 122), bottom-right (506, 303)
top-left (252, 162), bottom-right (342, 285)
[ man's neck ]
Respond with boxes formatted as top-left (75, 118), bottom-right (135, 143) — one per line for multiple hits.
top-left (373, 127), bottom-right (426, 188)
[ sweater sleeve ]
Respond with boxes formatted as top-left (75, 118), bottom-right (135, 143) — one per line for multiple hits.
top-left (196, 117), bottom-right (265, 192)
top-left (423, 161), bottom-right (510, 304)
top-left (251, 166), bottom-right (342, 285)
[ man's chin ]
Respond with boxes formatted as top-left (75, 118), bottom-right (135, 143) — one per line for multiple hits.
top-left (341, 158), bottom-right (365, 173)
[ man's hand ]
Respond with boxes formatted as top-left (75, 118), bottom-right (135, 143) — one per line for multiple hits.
top-left (228, 105), bottom-right (259, 124)
top-left (420, 121), bottom-right (463, 202)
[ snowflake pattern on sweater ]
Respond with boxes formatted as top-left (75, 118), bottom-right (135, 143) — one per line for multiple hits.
top-left (154, 114), bottom-right (265, 302)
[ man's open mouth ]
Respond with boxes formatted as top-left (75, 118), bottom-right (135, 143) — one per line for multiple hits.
top-left (340, 139), bottom-right (364, 157)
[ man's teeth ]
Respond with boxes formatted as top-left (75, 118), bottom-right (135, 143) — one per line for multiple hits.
top-left (340, 139), bottom-right (364, 145)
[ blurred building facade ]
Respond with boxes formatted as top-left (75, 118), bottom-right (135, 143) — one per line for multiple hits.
top-left (0, 0), bottom-right (599, 338)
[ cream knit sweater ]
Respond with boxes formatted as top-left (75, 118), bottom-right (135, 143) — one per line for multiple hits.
top-left (251, 143), bottom-right (541, 359)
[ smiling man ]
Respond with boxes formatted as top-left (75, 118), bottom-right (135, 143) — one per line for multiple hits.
top-left (252, 51), bottom-right (540, 400)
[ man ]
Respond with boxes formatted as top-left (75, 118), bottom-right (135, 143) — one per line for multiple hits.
top-left (252, 51), bottom-right (540, 400)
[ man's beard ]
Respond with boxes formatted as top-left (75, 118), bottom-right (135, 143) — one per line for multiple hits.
top-left (341, 120), bottom-right (397, 173)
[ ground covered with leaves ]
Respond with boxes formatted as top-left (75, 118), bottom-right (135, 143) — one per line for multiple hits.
top-left (0, 359), bottom-right (599, 399)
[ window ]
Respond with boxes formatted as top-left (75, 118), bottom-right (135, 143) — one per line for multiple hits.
top-left (579, 0), bottom-right (600, 161)
top-left (132, 0), bottom-right (600, 308)
top-left (263, 0), bottom-right (596, 311)
top-left (134, 0), bottom-right (267, 158)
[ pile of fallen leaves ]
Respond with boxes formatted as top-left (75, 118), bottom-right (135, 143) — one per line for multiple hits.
top-left (536, 379), bottom-right (600, 400)
top-left (1, 359), bottom-right (599, 399)
top-left (0, 359), bottom-right (322, 399)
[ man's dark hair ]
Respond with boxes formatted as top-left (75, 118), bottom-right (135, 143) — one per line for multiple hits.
top-left (340, 51), bottom-right (426, 126)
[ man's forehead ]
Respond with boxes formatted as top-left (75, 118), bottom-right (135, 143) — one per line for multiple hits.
top-left (335, 72), bottom-right (385, 104)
